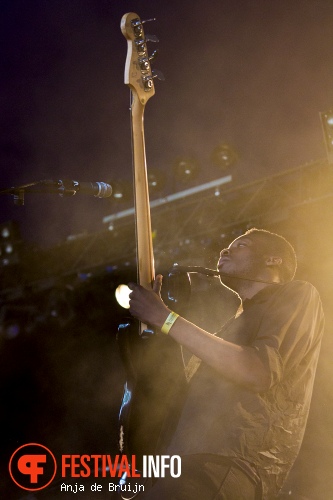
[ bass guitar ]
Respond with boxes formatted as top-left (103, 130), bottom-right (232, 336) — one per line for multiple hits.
top-left (117, 12), bottom-right (187, 473)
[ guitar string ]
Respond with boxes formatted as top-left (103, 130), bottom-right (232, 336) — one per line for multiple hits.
top-left (129, 90), bottom-right (140, 286)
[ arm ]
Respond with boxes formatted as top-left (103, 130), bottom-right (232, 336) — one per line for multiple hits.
top-left (128, 276), bottom-right (271, 393)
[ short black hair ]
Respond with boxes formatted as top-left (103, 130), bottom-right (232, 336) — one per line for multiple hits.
top-left (244, 228), bottom-right (297, 282)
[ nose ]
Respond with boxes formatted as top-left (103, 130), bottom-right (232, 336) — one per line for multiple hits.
top-left (220, 248), bottom-right (230, 257)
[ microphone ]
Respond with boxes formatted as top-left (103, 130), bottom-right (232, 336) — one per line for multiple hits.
top-left (1, 179), bottom-right (113, 205)
top-left (71, 181), bottom-right (113, 198)
top-left (40, 179), bottom-right (113, 198)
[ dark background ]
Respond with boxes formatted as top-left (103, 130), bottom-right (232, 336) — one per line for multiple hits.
top-left (1, 0), bottom-right (333, 246)
top-left (1, 1), bottom-right (333, 498)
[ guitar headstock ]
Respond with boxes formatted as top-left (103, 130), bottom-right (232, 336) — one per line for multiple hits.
top-left (121, 12), bottom-right (156, 104)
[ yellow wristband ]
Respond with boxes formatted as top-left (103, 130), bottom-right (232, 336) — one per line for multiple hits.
top-left (161, 311), bottom-right (179, 335)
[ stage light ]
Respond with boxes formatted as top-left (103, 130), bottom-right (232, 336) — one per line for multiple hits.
top-left (173, 157), bottom-right (199, 182)
top-left (4, 243), bottom-right (13, 254)
top-left (148, 169), bottom-right (166, 194)
top-left (115, 284), bottom-right (131, 309)
top-left (1, 227), bottom-right (10, 238)
top-left (0, 305), bottom-right (36, 339)
top-left (210, 143), bottom-right (238, 170)
top-left (0, 221), bottom-right (20, 239)
top-left (0, 221), bottom-right (21, 267)
top-left (111, 181), bottom-right (132, 202)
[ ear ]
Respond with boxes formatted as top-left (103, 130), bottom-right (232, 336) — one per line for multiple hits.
top-left (265, 256), bottom-right (282, 267)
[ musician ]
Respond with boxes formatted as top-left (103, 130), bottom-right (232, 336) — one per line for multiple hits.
top-left (128, 228), bottom-right (324, 499)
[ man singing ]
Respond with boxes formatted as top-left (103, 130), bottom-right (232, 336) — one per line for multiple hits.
top-left (128, 228), bottom-right (324, 499)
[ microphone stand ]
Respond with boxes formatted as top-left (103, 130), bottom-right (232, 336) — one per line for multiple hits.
top-left (0, 179), bottom-right (95, 206)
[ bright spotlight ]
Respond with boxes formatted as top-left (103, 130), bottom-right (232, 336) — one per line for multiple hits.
top-left (1, 227), bottom-right (10, 238)
top-left (115, 284), bottom-right (131, 309)
top-left (111, 181), bottom-right (132, 202)
top-left (147, 168), bottom-right (166, 194)
top-left (4, 243), bottom-right (13, 254)
top-left (173, 157), bottom-right (199, 182)
top-left (210, 143), bottom-right (238, 170)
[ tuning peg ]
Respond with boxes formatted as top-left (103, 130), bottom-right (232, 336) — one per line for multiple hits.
top-left (139, 50), bottom-right (159, 71)
top-left (130, 17), bottom-right (157, 37)
top-left (141, 17), bottom-right (157, 25)
top-left (142, 75), bottom-right (154, 90)
top-left (145, 34), bottom-right (159, 43)
top-left (138, 57), bottom-right (150, 71)
top-left (149, 49), bottom-right (159, 63)
top-left (142, 69), bottom-right (165, 90)
top-left (142, 69), bottom-right (165, 89)
top-left (152, 69), bottom-right (165, 81)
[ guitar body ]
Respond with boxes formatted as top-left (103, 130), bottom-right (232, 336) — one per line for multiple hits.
top-left (117, 13), bottom-right (187, 472)
top-left (118, 320), bottom-right (187, 470)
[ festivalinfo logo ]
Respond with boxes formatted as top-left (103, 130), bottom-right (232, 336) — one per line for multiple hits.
top-left (9, 443), bottom-right (57, 492)
top-left (9, 443), bottom-right (181, 494)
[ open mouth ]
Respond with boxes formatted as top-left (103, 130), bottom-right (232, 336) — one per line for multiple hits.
top-left (218, 257), bottom-right (230, 268)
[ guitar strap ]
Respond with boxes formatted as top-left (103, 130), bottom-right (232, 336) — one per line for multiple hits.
top-left (183, 352), bottom-right (202, 382)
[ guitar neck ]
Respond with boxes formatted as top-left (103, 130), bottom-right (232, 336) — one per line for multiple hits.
top-left (131, 92), bottom-right (155, 289)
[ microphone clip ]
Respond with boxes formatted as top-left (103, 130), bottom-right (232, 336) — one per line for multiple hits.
top-left (57, 179), bottom-right (78, 197)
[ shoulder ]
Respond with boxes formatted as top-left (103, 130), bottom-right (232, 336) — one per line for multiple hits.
top-left (279, 280), bottom-right (321, 299)
top-left (271, 280), bottom-right (324, 321)
top-left (259, 280), bottom-right (320, 303)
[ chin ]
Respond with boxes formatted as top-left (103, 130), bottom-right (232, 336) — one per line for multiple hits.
top-left (219, 275), bottom-right (238, 293)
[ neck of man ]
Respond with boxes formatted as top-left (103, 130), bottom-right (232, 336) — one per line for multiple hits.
top-left (224, 270), bottom-right (281, 301)
top-left (237, 280), bottom-right (273, 301)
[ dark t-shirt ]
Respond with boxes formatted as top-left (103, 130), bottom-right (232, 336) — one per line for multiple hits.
top-left (167, 280), bottom-right (324, 499)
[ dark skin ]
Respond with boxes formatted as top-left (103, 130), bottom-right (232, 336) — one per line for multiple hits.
top-left (128, 234), bottom-right (283, 393)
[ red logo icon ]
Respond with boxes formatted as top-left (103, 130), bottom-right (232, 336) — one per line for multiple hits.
top-left (9, 443), bottom-right (57, 491)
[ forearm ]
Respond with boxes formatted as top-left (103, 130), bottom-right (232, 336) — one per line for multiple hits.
top-left (128, 279), bottom-right (271, 393)
top-left (155, 312), bottom-right (271, 393)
